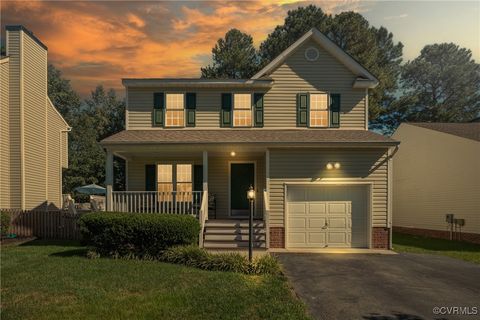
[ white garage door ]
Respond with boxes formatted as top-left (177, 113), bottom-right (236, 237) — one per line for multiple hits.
top-left (287, 185), bottom-right (369, 248)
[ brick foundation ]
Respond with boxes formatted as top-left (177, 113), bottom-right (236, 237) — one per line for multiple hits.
top-left (394, 226), bottom-right (480, 245)
top-left (270, 227), bottom-right (285, 248)
top-left (372, 227), bottom-right (390, 249)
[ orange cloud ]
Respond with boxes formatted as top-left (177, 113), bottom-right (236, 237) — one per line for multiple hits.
top-left (1, 0), bottom-right (366, 97)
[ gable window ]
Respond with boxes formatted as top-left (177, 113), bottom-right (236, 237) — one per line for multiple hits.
top-left (165, 93), bottom-right (184, 127)
top-left (309, 93), bottom-right (329, 127)
top-left (233, 93), bottom-right (252, 127)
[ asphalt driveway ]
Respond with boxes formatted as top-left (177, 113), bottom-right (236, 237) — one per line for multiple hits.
top-left (277, 252), bottom-right (480, 320)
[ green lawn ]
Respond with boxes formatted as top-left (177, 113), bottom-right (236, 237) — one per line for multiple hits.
top-left (393, 232), bottom-right (480, 264)
top-left (1, 240), bottom-right (310, 320)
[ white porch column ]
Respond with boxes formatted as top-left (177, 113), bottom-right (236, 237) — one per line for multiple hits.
top-left (203, 151), bottom-right (208, 220)
top-left (106, 150), bottom-right (114, 211)
top-left (202, 151), bottom-right (208, 193)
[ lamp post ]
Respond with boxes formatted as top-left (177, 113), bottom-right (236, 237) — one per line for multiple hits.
top-left (246, 185), bottom-right (255, 262)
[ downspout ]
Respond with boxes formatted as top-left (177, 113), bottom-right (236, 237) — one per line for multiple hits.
top-left (387, 146), bottom-right (399, 249)
top-left (365, 88), bottom-right (369, 130)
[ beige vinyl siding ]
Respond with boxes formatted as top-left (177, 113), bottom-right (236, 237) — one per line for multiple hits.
top-left (268, 148), bottom-right (389, 228)
top-left (22, 32), bottom-right (48, 210)
top-left (127, 88), bottom-right (262, 129)
top-left (6, 30), bottom-right (22, 209)
top-left (393, 124), bottom-right (480, 234)
top-left (126, 152), bottom-right (265, 218)
top-left (61, 131), bottom-right (68, 168)
top-left (46, 100), bottom-right (69, 208)
top-left (265, 39), bottom-right (366, 129)
top-left (126, 38), bottom-right (366, 130)
top-left (0, 59), bottom-right (10, 208)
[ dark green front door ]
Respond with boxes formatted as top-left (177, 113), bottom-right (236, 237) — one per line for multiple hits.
top-left (230, 163), bottom-right (254, 216)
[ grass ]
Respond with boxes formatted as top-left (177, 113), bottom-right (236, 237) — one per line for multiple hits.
top-left (393, 232), bottom-right (480, 264)
top-left (1, 240), bottom-right (310, 320)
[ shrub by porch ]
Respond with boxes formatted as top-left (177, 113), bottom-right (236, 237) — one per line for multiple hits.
top-left (79, 212), bottom-right (200, 256)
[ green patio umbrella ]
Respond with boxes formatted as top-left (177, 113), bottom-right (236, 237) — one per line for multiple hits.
top-left (74, 183), bottom-right (106, 195)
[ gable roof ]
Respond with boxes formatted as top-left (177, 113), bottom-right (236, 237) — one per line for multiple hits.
top-left (251, 28), bottom-right (379, 88)
top-left (408, 123), bottom-right (480, 142)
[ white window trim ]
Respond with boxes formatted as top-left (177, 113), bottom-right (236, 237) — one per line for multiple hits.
top-left (164, 92), bottom-right (186, 128)
top-left (156, 162), bottom-right (193, 192)
top-left (308, 92), bottom-right (330, 128)
top-left (232, 93), bottom-right (253, 128)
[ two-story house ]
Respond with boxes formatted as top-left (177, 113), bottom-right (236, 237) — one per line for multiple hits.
top-left (1, 25), bottom-right (70, 211)
top-left (101, 28), bottom-right (399, 250)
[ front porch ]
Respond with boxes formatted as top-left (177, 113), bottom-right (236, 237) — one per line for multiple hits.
top-left (104, 145), bottom-right (271, 248)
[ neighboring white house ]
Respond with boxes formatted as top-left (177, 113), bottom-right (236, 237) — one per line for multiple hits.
top-left (392, 123), bottom-right (480, 244)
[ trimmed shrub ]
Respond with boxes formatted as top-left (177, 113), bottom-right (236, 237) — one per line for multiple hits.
top-left (1, 211), bottom-right (10, 236)
top-left (78, 212), bottom-right (200, 256)
top-left (160, 245), bottom-right (281, 275)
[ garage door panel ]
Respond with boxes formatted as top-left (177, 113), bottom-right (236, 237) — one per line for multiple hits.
top-left (328, 202), bottom-right (350, 214)
top-left (328, 232), bottom-right (349, 245)
top-left (288, 232), bottom-right (306, 245)
top-left (289, 217), bottom-right (307, 228)
top-left (289, 203), bottom-right (306, 215)
top-left (308, 203), bottom-right (327, 214)
top-left (287, 186), bottom-right (368, 249)
top-left (308, 232), bottom-right (326, 245)
top-left (328, 217), bottom-right (349, 229)
top-left (308, 218), bottom-right (326, 228)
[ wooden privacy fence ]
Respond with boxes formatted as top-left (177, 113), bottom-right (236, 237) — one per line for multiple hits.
top-left (1, 209), bottom-right (83, 240)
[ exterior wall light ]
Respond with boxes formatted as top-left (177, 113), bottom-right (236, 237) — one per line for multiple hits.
top-left (230, 151), bottom-right (236, 157)
top-left (326, 162), bottom-right (341, 170)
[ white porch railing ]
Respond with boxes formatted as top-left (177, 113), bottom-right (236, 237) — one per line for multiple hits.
top-left (263, 189), bottom-right (270, 249)
top-left (198, 191), bottom-right (208, 248)
top-left (111, 191), bottom-right (203, 215)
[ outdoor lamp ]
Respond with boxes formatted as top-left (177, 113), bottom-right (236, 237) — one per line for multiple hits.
top-left (230, 151), bottom-right (236, 157)
top-left (334, 162), bottom-right (341, 169)
top-left (326, 163), bottom-right (334, 170)
top-left (246, 185), bottom-right (255, 262)
top-left (247, 185), bottom-right (255, 201)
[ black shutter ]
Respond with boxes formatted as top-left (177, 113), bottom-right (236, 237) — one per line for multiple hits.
top-left (186, 92), bottom-right (196, 127)
top-left (330, 93), bottom-right (341, 128)
top-left (221, 93), bottom-right (232, 127)
top-left (153, 92), bottom-right (164, 127)
top-left (297, 93), bottom-right (308, 127)
top-left (253, 93), bottom-right (264, 127)
top-left (145, 165), bottom-right (156, 191)
top-left (193, 165), bottom-right (203, 191)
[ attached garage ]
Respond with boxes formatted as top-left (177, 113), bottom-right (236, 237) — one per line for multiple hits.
top-left (285, 184), bottom-right (371, 248)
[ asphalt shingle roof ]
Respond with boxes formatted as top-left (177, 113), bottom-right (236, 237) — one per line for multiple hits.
top-left (408, 123), bottom-right (480, 142)
top-left (100, 129), bottom-right (398, 145)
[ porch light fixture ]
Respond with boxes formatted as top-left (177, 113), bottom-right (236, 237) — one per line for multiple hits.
top-left (326, 163), bottom-right (334, 170)
top-left (334, 162), bottom-right (341, 169)
top-left (247, 185), bottom-right (256, 200)
top-left (230, 151), bottom-right (236, 157)
top-left (247, 185), bottom-right (255, 262)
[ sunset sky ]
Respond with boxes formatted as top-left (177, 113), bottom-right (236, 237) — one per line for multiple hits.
top-left (1, 1), bottom-right (479, 97)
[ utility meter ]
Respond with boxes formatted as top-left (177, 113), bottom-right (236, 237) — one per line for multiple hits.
top-left (446, 214), bottom-right (454, 223)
